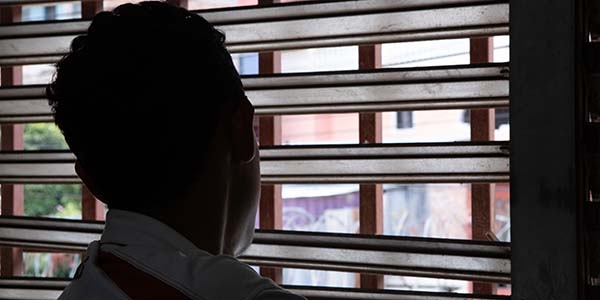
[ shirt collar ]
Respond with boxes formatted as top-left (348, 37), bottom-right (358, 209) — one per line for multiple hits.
top-left (100, 209), bottom-right (202, 256)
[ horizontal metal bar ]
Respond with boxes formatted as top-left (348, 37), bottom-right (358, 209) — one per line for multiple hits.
top-left (0, 1), bottom-right (508, 62)
top-left (0, 64), bottom-right (509, 122)
top-left (0, 215), bottom-right (103, 231)
top-left (242, 64), bottom-right (509, 88)
top-left (263, 175), bottom-right (509, 184)
top-left (0, 55), bottom-right (63, 66)
top-left (242, 246), bottom-right (509, 282)
top-left (248, 258), bottom-right (508, 283)
top-left (259, 142), bottom-right (509, 158)
top-left (259, 142), bottom-right (509, 183)
top-left (253, 230), bottom-right (511, 258)
top-left (0, 115), bottom-right (52, 123)
top-left (0, 85), bottom-right (46, 123)
top-left (0, 279), bottom-right (510, 300)
top-left (285, 286), bottom-right (510, 300)
top-left (260, 159), bottom-right (507, 176)
top-left (0, 216), bottom-right (510, 282)
top-left (0, 288), bottom-right (61, 300)
top-left (0, 142), bottom-right (509, 184)
top-left (198, 0), bottom-right (504, 24)
top-left (248, 81), bottom-right (507, 110)
top-left (218, 4), bottom-right (508, 46)
top-left (255, 99), bottom-right (509, 116)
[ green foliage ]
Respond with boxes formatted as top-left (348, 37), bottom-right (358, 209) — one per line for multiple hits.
top-left (24, 184), bottom-right (81, 218)
top-left (24, 123), bottom-right (67, 150)
top-left (23, 123), bottom-right (81, 218)
top-left (23, 252), bottom-right (79, 278)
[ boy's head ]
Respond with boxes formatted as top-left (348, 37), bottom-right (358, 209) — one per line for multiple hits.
top-left (47, 1), bottom-right (260, 255)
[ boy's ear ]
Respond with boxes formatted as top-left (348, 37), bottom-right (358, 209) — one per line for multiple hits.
top-left (231, 97), bottom-right (256, 163)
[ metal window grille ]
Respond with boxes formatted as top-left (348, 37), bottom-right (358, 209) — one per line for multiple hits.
top-left (2, 0), bottom-right (572, 299)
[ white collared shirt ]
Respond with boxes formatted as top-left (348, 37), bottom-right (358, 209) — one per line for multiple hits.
top-left (59, 209), bottom-right (305, 300)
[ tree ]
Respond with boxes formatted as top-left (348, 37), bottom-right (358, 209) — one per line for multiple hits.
top-left (24, 123), bottom-right (68, 151)
top-left (23, 123), bottom-right (81, 219)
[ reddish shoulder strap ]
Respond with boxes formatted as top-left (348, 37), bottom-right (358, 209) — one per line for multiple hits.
top-left (97, 251), bottom-right (191, 300)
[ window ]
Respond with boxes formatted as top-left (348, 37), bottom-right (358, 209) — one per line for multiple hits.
top-left (396, 111), bottom-right (413, 129)
top-left (0, 1), bottom-right (511, 298)
top-left (22, 2), bottom-right (81, 21)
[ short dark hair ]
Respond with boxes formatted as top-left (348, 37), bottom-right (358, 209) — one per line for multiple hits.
top-left (46, 1), bottom-right (245, 209)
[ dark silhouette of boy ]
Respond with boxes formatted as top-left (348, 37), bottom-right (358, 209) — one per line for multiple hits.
top-left (48, 2), bottom-right (304, 299)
